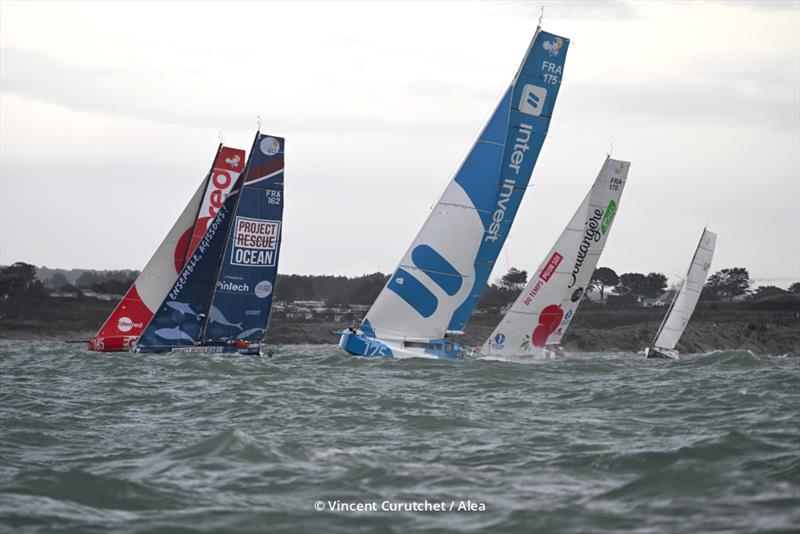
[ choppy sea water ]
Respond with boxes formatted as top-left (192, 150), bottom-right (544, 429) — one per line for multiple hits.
top-left (1, 340), bottom-right (798, 533)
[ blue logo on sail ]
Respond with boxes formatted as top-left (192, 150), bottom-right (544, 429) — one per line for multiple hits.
top-left (388, 245), bottom-right (463, 318)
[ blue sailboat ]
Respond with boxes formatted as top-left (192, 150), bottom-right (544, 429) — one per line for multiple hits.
top-left (339, 25), bottom-right (570, 360)
top-left (134, 132), bottom-right (285, 355)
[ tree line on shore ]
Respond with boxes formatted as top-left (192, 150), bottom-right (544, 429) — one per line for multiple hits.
top-left (1, 262), bottom-right (798, 309)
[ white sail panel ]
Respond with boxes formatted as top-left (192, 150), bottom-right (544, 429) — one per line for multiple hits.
top-left (547, 158), bottom-right (629, 345)
top-left (653, 229), bottom-right (717, 350)
top-left (480, 157), bottom-right (629, 355)
top-left (364, 180), bottom-right (486, 341)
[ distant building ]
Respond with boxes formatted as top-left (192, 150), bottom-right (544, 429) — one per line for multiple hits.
top-left (606, 294), bottom-right (639, 308)
top-left (642, 297), bottom-right (669, 308)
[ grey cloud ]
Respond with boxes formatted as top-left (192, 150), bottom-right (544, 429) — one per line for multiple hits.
top-left (0, 47), bottom-right (481, 138)
top-left (565, 66), bottom-right (799, 131)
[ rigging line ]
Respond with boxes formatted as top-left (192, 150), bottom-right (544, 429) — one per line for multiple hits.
top-left (256, 115), bottom-right (262, 132)
top-left (427, 83), bottom-right (511, 211)
top-left (218, 130), bottom-right (224, 144)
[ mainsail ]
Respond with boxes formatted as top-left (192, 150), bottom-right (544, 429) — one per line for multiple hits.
top-left (651, 228), bottom-right (717, 352)
top-left (203, 134), bottom-right (284, 343)
top-left (88, 145), bottom-right (245, 352)
top-left (361, 27), bottom-right (570, 343)
top-left (135, 132), bottom-right (284, 351)
top-left (480, 157), bottom-right (629, 356)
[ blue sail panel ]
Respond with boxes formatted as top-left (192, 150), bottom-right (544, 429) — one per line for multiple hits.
top-left (204, 134), bottom-right (285, 343)
top-left (135, 184), bottom-right (241, 350)
top-left (448, 30), bottom-right (569, 332)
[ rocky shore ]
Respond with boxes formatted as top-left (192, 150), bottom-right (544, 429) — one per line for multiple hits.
top-left (1, 297), bottom-right (798, 357)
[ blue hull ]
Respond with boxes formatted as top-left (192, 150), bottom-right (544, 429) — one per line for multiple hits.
top-left (338, 332), bottom-right (463, 361)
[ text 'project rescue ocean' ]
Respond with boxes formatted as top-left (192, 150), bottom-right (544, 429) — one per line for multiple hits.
top-left (90, 132), bottom-right (284, 355)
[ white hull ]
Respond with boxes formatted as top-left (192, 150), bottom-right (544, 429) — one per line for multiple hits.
top-left (645, 347), bottom-right (679, 360)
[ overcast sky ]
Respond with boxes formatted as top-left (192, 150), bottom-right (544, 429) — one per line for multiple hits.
top-left (1, 1), bottom-right (798, 288)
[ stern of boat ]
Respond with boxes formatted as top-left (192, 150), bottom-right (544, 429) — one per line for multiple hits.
top-left (645, 347), bottom-right (679, 360)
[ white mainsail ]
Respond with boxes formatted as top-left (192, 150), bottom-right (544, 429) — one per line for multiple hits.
top-left (651, 228), bottom-right (717, 352)
top-left (480, 157), bottom-right (629, 356)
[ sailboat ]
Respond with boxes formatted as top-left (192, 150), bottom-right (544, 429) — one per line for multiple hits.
top-left (338, 24), bottom-right (570, 360)
top-left (134, 132), bottom-right (285, 355)
top-left (478, 156), bottom-right (630, 358)
top-left (88, 144), bottom-right (245, 352)
top-left (645, 228), bottom-right (717, 359)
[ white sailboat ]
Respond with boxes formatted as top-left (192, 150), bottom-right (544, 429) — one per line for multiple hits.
top-left (338, 24), bottom-right (570, 359)
top-left (477, 156), bottom-right (630, 358)
top-left (645, 228), bottom-right (717, 359)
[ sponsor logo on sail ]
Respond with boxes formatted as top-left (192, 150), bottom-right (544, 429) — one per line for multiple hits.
top-left (260, 137), bottom-right (280, 156)
top-left (491, 333), bottom-right (506, 350)
top-left (571, 287), bottom-right (584, 302)
top-left (540, 252), bottom-right (563, 282)
top-left (522, 252), bottom-right (562, 305)
top-left (543, 37), bottom-right (563, 56)
top-left (600, 200), bottom-right (617, 235)
top-left (255, 280), bottom-right (273, 299)
top-left (225, 154), bottom-right (241, 168)
top-left (485, 122), bottom-right (534, 243)
top-left (231, 217), bottom-right (280, 267)
top-left (207, 169), bottom-right (233, 218)
top-left (568, 208), bottom-right (603, 288)
top-left (117, 316), bottom-right (142, 333)
top-left (217, 280), bottom-right (250, 292)
top-left (519, 85), bottom-right (547, 116)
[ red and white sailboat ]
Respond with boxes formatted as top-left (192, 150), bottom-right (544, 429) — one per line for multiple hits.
top-left (88, 144), bottom-right (245, 352)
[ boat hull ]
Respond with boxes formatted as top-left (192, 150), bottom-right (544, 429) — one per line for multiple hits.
top-left (88, 335), bottom-right (139, 352)
top-left (338, 332), bottom-right (463, 361)
top-left (133, 344), bottom-right (265, 356)
top-left (645, 347), bottom-right (679, 360)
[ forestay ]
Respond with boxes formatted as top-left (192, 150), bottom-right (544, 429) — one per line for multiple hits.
top-left (362, 28), bottom-right (570, 342)
top-left (652, 228), bottom-right (717, 351)
top-left (480, 157), bottom-right (629, 356)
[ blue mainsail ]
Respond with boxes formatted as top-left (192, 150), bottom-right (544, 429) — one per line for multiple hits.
top-left (203, 134), bottom-right (285, 343)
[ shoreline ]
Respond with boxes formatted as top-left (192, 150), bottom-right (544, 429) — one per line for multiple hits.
top-left (2, 297), bottom-right (797, 356)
